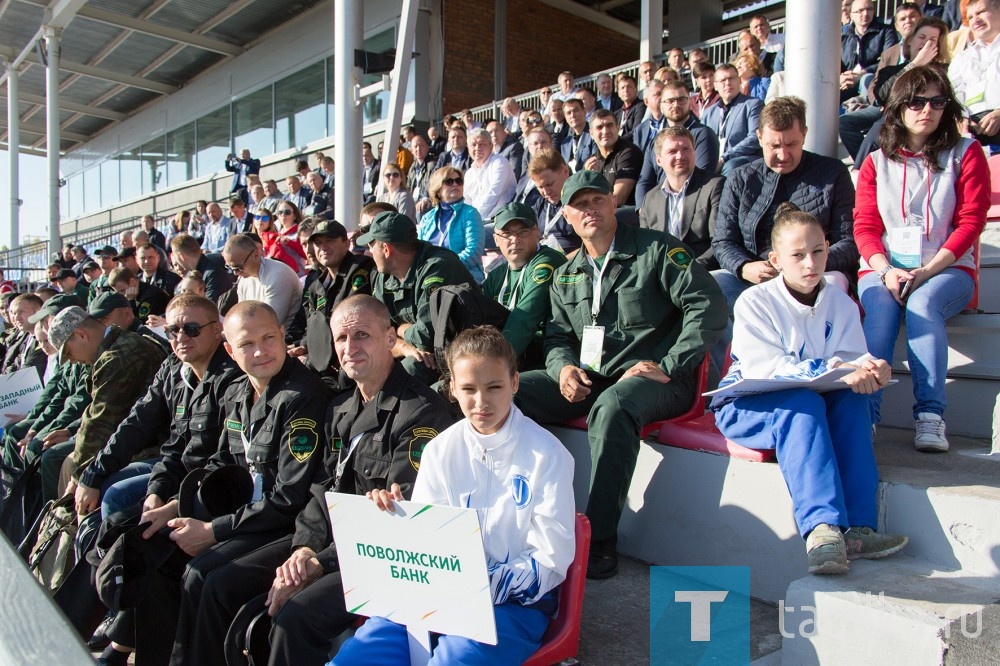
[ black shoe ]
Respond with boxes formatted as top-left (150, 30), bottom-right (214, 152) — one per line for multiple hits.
top-left (96, 646), bottom-right (130, 666)
top-left (587, 537), bottom-right (619, 579)
top-left (88, 613), bottom-right (114, 651)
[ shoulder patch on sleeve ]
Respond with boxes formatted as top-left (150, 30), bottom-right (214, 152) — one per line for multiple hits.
top-left (288, 418), bottom-right (319, 462)
top-left (225, 419), bottom-right (242, 432)
top-left (351, 269), bottom-right (369, 290)
top-left (531, 263), bottom-right (555, 285)
top-left (667, 247), bottom-right (692, 269)
top-left (408, 426), bottom-right (439, 471)
top-left (421, 275), bottom-right (445, 293)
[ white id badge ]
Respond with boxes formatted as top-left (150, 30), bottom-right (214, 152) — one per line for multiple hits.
top-left (889, 226), bottom-right (922, 269)
top-left (580, 325), bottom-right (605, 373)
top-left (251, 472), bottom-right (264, 502)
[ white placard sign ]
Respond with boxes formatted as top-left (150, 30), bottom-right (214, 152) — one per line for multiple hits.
top-left (327, 491), bottom-right (498, 649)
top-left (0, 368), bottom-right (44, 425)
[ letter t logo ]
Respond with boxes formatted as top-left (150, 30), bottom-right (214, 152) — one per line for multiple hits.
top-left (674, 590), bottom-right (729, 641)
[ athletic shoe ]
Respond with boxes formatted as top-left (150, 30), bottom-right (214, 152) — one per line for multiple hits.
top-left (844, 527), bottom-right (908, 560)
top-left (914, 412), bottom-right (948, 452)
top-left (806, 523), bottom-right (849, 575)
top-left (587, 536), bottom-right (619, 580)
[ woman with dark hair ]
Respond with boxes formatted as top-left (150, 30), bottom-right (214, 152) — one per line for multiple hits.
top-left (854, 65), bottom-right (990, 452)
top-left (254, 204), bottom-right (308, 275)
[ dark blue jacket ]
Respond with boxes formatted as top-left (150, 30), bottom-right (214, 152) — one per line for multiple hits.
top-left (712, 151), bottom-right (858, 278)
top-left (841, 20), bottom-right (899, 73)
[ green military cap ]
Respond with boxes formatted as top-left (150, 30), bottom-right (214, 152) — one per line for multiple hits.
top-left (355, 211), bottom-right (417, 246)
top-left (307, 219), bottom-right (348, 242)
top-left (492, 202), bottom-right (538, 230)
top-left (88, 292), bottom-right (131, 318)
top-left (28, 293), bottom-right (85, 324)
top-left (560, 170), bottom-right (612, 206)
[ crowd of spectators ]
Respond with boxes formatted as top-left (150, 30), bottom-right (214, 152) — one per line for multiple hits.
top-left (0, 1), bottom-right (996, 663)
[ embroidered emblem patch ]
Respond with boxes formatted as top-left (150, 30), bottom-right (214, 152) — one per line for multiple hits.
top-left (557, 273), bottom-right (585, 285)
top-left (287, 418), bottom-right (319, 462)
top-left (225, 419), bottom-right (242, 432)
top-left (531, 263), bottom-right (555, 285)
top-left (667, 247), bottom-right (692, 268)
top-left (511, 474), bottom-right (531, 509)
top-left (408, 427), bottom-right (439, 471)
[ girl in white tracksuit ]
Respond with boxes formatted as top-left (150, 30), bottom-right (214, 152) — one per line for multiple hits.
top-left (333, 326), bottom-right (576, 665)
top-left (711, 205), bottom-right (906, 574)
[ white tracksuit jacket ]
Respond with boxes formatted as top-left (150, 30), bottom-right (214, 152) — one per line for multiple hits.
top-left (413, 404), bottom-right (576, 606)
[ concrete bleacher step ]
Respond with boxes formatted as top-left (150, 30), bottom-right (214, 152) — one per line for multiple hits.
top-left (882, 313), bottom-right (1000, 439)
top-left (781, 557), bottom-right (1000, 665)
top-left (977, 222), bottom-right (1000, 313)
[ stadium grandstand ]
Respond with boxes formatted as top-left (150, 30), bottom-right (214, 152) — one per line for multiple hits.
top-left (0, 0), bottom-right (998, 663)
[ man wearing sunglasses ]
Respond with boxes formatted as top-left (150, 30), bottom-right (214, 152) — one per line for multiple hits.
top-left (223, 234), bottom-right (302, 329)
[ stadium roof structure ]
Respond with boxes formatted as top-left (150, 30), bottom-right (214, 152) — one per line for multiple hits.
top-left (0, 0), bottom-right (328, 155)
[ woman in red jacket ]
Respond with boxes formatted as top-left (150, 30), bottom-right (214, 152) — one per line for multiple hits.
top-left (254, 202), bottom-right (308, 276)
top-left (854, 65), bottom-right (990, 452)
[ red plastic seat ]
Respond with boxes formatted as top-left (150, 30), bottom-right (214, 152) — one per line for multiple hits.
top-left (986, 154), bottom-right (1000, 221)
top-left (561, 353), bottom-right (711, 438)
top-left (522, 513), bottom-right (591, 666)
top-left (656, 412), bottom-right (776, 463)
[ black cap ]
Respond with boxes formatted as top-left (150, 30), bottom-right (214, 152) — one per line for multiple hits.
top-left (178, 465), bottom-right (255, 522)
top-left (307, 219), bottom-right (348, 242)
top-left (95, 245), bottom-right (118, 257)
top-left (113, 247), bottom-right (137, 261)
top-left (81, 261), bottom-right (101, 272)
top-left (355, 211), bottom-right (418, 246)
top-left (55, 268), bottom-right (76, 281)
top-left (89, 292), bottom-right (131, 318)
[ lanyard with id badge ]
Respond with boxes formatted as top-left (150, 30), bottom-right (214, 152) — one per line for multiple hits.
top-left (889, 161), bottom-right (931, 269)
top-left (240, 424), bottom-right (265, 502)
top-left (581, 241), bottom-right (615, 373)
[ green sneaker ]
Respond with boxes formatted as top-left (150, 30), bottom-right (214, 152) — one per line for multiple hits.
top-left (806, 524), bottom-right (849, 575)
top-left (844, 527), bottom-right (908, 560)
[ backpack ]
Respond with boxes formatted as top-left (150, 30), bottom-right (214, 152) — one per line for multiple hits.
top-left (0, 455), bottom-right (44, 546)
top-left (428, 283), bottom-right (509, 368)
top-left (20, 494), bottom-right (80, 594)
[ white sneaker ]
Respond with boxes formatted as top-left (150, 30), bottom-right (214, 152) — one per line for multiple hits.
top-left (914, 413), bottom-right (948, 452)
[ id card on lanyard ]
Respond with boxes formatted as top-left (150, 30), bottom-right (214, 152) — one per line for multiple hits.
top-left (890, 160), bottom-right (930, 269)
top-left (240, 424), bottom-right (265, 502)
top-left (581, 242), bottom-right (614, 372)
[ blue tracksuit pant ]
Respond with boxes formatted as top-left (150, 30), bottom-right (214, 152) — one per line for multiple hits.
top-left (330, 601), bottom-right (550, 666)
top-left (714, 388), bottom-right (879, 538)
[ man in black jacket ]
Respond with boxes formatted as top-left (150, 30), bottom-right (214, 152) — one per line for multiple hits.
top-left (287, 220), bottom-right (375, 375)
top-left (184, 295), bottom-right (456, 666)
top-left (169, 233), bottom-right (235, 302)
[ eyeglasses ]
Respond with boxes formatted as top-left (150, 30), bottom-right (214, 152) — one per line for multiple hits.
top-left (906, 96), bottom-right (948, 111)
top-left (385, 172), bottom-right (401, 179)
top-left (276, 209), bottom-right (294, 216)
top-left (494, 227), bottom-right (534, 241)
top-left (442, 177), bottom-right (464, 186)
top-left (663, 96), bottom-right (689, 105)
top-left (226, 248), bottom-right (257, 273)
top-left (164, 321), bottom-right (215, 340)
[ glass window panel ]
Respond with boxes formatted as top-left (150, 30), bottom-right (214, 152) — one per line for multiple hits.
top-left (101, 159), bottom-right (119, 207)
top-left (325, 56), bottom-right (336, 139)
top-left (83, 166), bottom-right (101, 212)
top-left (196, 106), bottom-right (231, 178)
top-left (362, 28), bottom-right (395, 126)
top-left (275, 60), bottom-right (326, 152)
top-left (233, 86), bottom-right (274, 159)
top-left (67, 174), bottom-right (83, 218)
top-left (141, 136), bottom-right (166, 193)
top-left (167, 122), bottom-right (196, 187)
top-left (119, 147), bottom-right (143, 201)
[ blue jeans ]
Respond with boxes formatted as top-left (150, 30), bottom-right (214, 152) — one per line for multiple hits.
top-left (859, 267), bottom-right (973, 423)
top-left (838, 105), bottom-right (882, 161)
top-left (715, 389), bottom-right (878, 537)
top-left (100, 460), bottom-right (157, 518)
top-left (330, 601), bottom-right (550, 666)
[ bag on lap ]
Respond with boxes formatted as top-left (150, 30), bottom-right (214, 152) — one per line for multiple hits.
top-left (429, 283), bottom-right (509, 369)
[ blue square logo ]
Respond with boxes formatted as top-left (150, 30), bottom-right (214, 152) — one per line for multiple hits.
top-left (650, 566), bottom-right (750, 665)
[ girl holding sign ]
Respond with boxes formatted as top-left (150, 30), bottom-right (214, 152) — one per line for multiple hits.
top-left (712, 205), bottom-right (907, 575)
top-left (333, 326), bottom-right (576, 665)
top-left (854, 65), bottom-right (990, 452)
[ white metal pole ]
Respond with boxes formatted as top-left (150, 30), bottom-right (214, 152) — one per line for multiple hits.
top-left (379, 0), bottom-right (420, 204)
top-left (44, 26), bottom-right (61, 255)
top-left (640, 0), bottom-right (663, 62)
top-left (5, 63), bottom-right (19, 250)
top-left (334, 0), bottom-right (364, 232)
top-left (783, 0), bottom-right (840, 157)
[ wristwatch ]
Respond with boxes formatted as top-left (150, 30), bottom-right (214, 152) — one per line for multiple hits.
top-left (877, 265), bottom-right (892, 284)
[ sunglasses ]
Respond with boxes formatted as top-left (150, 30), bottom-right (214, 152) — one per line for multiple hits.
top-left (164, 321), bottom-right (215, 340)
top-left (226, 248), bottom-right (257, 272)
top-left (442, 177), bottom-right (464, 186)
top-left (385, 172), bottom-right (401, 179)
top-left (276, 209), bottom-right (294, 216)
top-left (527, 118), bottom-right (544, 125)
top-left (255, 215), bottom-right (271, 222)
top-left (906, 96), bottom-right (948, 111)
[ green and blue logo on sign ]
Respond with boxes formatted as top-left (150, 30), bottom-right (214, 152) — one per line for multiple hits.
top-left (651, 566), bottom-right (750, 665)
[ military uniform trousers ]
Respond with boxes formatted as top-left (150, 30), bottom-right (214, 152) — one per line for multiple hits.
top-left (195, 535), bottom-right (356, 666)
top-left (516, 370), bottom-right (694, 542)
